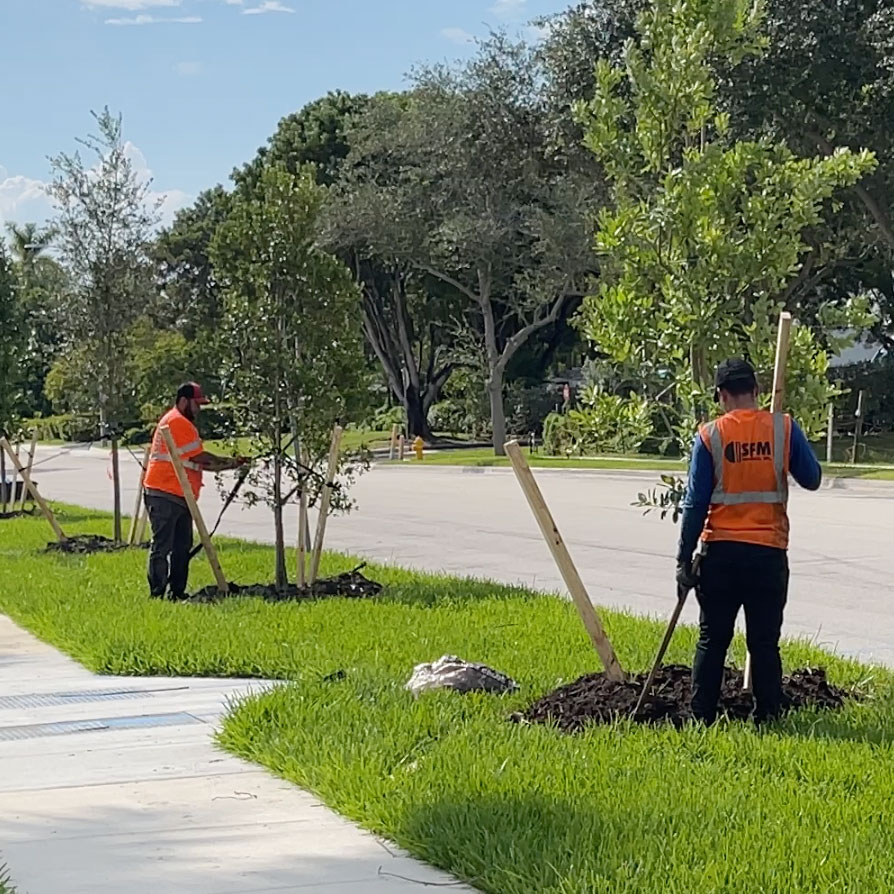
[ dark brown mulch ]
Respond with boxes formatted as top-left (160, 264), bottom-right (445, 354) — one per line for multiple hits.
top-left (187, 566), bottom-right (383, 604)
top-left (512, 665), bottom-right (853, 732)
top-left (45, 535), bottom-right (146, 555)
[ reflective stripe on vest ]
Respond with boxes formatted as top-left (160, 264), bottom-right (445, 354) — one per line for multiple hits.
top-left (704, 412), bottom-right (788, 506)
top-left (149, 452), bottom-right (202, 472)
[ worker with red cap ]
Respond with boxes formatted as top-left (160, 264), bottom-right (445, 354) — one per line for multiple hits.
top-left (143, 382), bottom-right (245, 600)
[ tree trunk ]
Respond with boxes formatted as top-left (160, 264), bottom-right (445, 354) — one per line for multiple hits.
top-left (488, 373), bottom-right (508, 455)
top-left (273, 446), bottom-right (288, 593)
top-left (405, 384), bottom-right (433, 440)
top-left (111, 437), bottom-right (122, 543)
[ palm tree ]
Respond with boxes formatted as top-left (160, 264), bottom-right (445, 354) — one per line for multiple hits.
top-left (5, 222), bottom-right (55, 275)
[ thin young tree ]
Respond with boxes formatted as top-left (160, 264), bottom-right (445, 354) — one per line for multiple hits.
top-left (0, 242), bottom-right (24, 514)
top-left (211, 165), bottom-right (364, 592)
top-left (48, 109), bottom-right (160, 542)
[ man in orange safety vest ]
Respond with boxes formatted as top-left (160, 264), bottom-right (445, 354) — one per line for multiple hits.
top-left (143, 382), bottom-right (246, 600)
top-left (676, 359), bottom-right (822, 724)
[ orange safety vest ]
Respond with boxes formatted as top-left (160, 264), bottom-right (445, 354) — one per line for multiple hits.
top-left (144, 407), bottom-right (204, 499)
top-left (699, 409), bottom-right (792, 550)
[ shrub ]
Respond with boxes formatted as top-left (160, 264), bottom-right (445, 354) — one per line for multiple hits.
top-left (542, 388), bottom-right (654, 456)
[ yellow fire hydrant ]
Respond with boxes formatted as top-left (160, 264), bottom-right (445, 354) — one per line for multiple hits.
top-left (413, 436), bottom-right (424, 461)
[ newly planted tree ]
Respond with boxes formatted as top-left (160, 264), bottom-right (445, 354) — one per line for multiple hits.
top-left (575, 0), bottom-right (877, 442)
top-left (211, 165), bottom-right (364, 592)
top-left (48, 109), bottom-right (159, 541)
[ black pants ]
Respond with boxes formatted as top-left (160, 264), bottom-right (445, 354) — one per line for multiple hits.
top-left (145, 494), bottom-right (193, 598)
top-left (692, 541), bottom-right (789, 724)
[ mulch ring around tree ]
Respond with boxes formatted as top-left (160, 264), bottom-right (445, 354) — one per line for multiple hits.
top-left (186, 565), bottom-right (384, 604)
top-left (512, 665), bottom-right (854, 732)
top-left (45, 535), bottom-right (147, 555)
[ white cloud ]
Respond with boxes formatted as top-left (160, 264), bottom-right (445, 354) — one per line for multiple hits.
top-left (0, 167), bottom-right (54, 230)
top-left (243, 1), bottom-right (294, 14)
top-left (175, 61), bottom-right (202, 75)
top-left (0, 147), bottom-right (190, 232)
top-left (84, 0), bottom-right (181, 9)
top-left (441, 26), bottom-right (474, 45)
top-left (223, 0), bottom-right (244, 4)
top-left (105, 14), bottom-right (201, 24)
top-left (490, 0), bottom-right (526, 18)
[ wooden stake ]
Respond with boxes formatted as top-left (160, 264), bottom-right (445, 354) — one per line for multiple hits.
top-left (134, 500), bottom-right (149, 545)
top-left (505, 440), bottom-right (625, 681)
top-left (398, 434), bottom-right (406, 461)
top-left (0, 437), bottom-right (66, 542)
top-left (744, 310), bottom-right (793, 692)
top-left (297, 446), bottom-right (309, 588)
top-left (19, 430), bottom-right (37, 511)
top-left (309, 425), bottom-right (344, 585)
top-left (159, 426), bottom-right (228, 595)
top-left (10, 441), bottom-right (19, 512)
top-left (389, 423), bottom-right (399, 461)
top-left (127, 444), bottom-right (151, 546)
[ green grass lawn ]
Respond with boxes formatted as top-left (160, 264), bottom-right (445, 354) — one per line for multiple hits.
top-left (2, 508), bottom-right (894, 892)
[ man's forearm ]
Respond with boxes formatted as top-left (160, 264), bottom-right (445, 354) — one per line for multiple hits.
top-left (194, 451), bottom-right (237, 472)
top-left (677, 504), bottom-right (708, 565)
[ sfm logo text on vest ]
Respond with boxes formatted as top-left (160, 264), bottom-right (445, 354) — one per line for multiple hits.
top-left (724, 441), bottom-right (772, 463)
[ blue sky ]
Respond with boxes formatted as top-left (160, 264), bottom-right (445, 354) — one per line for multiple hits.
top-left (1, 0), bottom-right (571, 228)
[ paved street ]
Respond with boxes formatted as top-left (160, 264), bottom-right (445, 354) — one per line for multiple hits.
top-left (25, 444), bottom-right (894, 666)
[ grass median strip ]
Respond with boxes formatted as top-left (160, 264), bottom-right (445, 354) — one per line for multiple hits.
top-left (2, 507), bottom-right (894, 892)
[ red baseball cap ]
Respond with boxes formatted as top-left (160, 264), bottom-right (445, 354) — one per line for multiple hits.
top-left (177, 382), bottom-right (210, 405)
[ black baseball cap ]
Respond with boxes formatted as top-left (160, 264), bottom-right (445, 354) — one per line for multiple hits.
top-left (714, 359), bottom-right (757, 401)
top-left (176, 382), bottom-right (210, 405)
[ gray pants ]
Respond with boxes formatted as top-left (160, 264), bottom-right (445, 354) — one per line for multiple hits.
top-left (145, 494), bottom-right (193, 598)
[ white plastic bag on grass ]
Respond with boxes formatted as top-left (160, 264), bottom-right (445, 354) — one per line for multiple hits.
top-left (405, 655), bottom-right (518, 697)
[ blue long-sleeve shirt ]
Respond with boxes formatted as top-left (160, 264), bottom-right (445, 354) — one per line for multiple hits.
top-left (676, 414), bottom-right (822, 563)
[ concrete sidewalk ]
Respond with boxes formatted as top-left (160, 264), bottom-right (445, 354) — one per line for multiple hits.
top-left (0, 615), bottom-right (475, 894)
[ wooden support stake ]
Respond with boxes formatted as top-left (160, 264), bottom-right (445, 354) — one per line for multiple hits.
top-left (297, 446), bottom-right (309, 588)
top-left (0, 437), bottom-right (66, 542)
top-left (389, 424), bottom-right (399, 461)
top-left (159, 426), bottom-right (229, 595)
top-left (19, 430), bottom-right (37, 511)
top-left (127, 445), bottom-right (151, 546)
top-left (744, 310), bottom-right (792, 692)
top-left (10, 441), bottom-right (19, 512)
top-left (398, 434), bottom-right (405, 461)
top-left (505, 440), bottom-right (625, 681)
top-left (309, 425), bottom-right (344, 585)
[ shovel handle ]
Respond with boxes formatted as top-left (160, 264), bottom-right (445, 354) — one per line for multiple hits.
top-left (633, 551), bottom-right (705, 717)
top-left (633, 588), bottom-right (690, 716)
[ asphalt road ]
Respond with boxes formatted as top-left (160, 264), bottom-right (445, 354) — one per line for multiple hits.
top-left (23, 444), bottom-right (894, 667)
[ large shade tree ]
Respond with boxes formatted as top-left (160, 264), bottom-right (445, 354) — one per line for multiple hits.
top-left (342, 37), bottom-right (601, 453)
